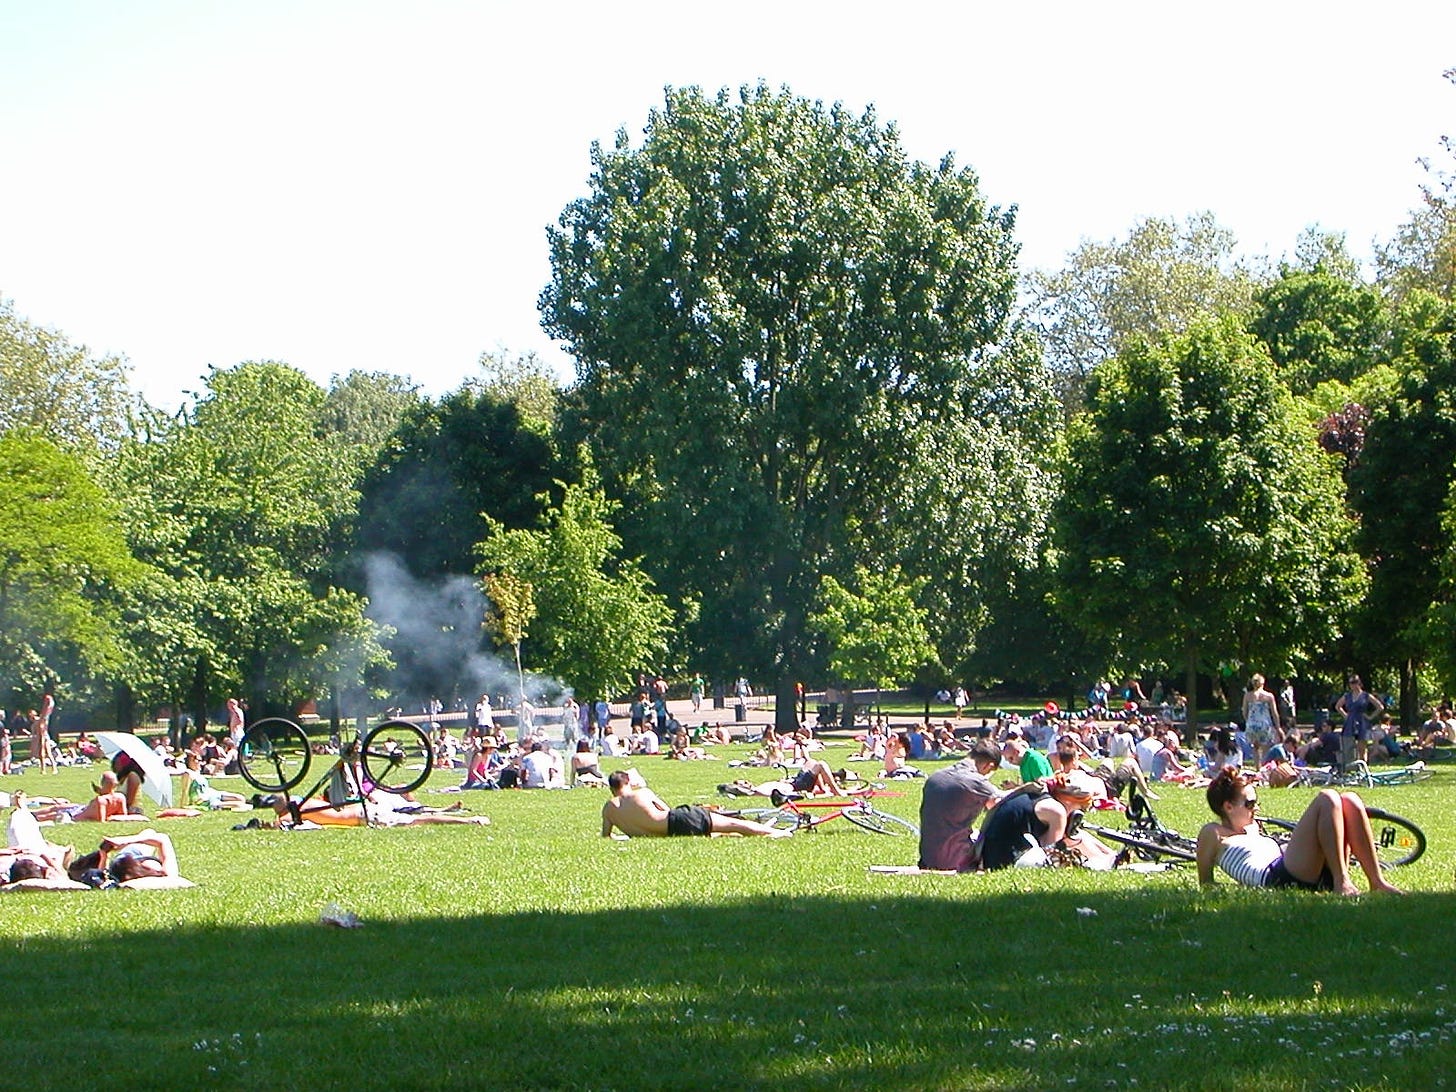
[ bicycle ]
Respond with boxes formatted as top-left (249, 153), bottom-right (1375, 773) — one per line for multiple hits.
top-left (731, 788), bottom-right (919, 836)
top-left (237, 717), bottom-right (434, 826)
top-left (1080, 790), bottom-right (1425, 871)
top-left (1293, 760), bottom-right (1433, 788)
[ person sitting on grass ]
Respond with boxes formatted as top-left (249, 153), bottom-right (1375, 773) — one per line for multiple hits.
top-left (601, 769), bottom-right (791, 839)
top-left (570, 740), bottom-right (608, 786)
top-left (26, 772), bottom-right (139, 823)
top-left (1195, 767), bottom-right (1404, 895)
top-left (1150, 731), bottom-right (1204, 785)
top-left (975, 777), bottom-right (1118, 870)
top-left (918, 742), bottom-right (1047, 871)
top-left (1000, 734), bottom-right (1052, 787)
top-left (883, 732), bottom-right (921, 779)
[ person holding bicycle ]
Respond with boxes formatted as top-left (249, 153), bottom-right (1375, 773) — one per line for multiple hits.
top-left (1195, 767), bottom-right (1404, 895)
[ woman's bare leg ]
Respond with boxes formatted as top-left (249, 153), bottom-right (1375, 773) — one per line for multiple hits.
top-left (1338, 792), bottom-right (1405, 894)
top-left (1281, 790), bottom-right (1359, 896)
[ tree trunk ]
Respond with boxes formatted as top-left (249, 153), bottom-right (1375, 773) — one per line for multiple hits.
top-left (1184, 649), bottom-right (1199, 747)
top-left (1399, 658), bottom-right (1418, 732)
top-left (775, 675), bottom-right (799, 735)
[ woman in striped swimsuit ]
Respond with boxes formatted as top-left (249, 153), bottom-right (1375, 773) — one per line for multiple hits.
top-left (1195, 767), bottom-right (1403, 896)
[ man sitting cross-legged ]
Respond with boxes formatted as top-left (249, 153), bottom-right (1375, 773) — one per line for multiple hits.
top-left (601, 770), bottom-right (792, 838)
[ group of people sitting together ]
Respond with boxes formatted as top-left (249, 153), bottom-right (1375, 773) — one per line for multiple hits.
top-left (915, 729), bottom-right (1406, 895)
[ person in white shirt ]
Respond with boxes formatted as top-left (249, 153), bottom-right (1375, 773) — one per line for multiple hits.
top-left (521, 741), bottom-right (562, 788)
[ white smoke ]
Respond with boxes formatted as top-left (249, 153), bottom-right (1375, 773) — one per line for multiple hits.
top-left (363, 553), bottom-right (565, 710)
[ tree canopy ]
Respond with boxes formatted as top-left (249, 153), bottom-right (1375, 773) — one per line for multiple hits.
top-left (541, 83), bottom-right (1025, 724)
top-left (1055, 317), bottom-right (1363, 726)
top-left (0, 433), bottom-right (139, 699)
top-left (476, 463), bottom-right (672, 703)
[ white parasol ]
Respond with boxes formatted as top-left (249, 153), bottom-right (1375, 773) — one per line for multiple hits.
top-left (96, 731), bottom-right (174, 809)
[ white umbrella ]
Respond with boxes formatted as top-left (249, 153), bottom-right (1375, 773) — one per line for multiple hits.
top-left (96, 731), bottom-right (174, 809)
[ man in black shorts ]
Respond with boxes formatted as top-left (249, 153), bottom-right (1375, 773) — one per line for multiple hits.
top-left (601, 770), bottom-right (791, 838)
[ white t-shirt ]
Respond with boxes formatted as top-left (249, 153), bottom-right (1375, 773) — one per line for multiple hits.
top-left (522, 749), bottom-right (557, 789)
top-left (1134, 735), bottom-right (1162, 774)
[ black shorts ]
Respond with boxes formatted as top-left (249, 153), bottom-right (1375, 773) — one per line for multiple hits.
top-left (666, 804), bottom-right (713, 837)
top-left (1266, 858), bottom-right (1334, 891)
top-left (791, 769), bottom-right (818, 793)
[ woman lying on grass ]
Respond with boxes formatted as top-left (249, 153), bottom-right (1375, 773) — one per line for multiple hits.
top-left (67, 829), bottom-right (184, 885)
top-left (1196, 767), bottom-right (1404, 895)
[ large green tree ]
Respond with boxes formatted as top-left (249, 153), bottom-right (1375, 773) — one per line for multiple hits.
top-left (809, 565), bottom-right (935, 713)
top-left (541, 83), bottom-right (1024, 729)
top-left (107, 363), bottom-right (386, 724)
top-left (0, 433), bottom-right (140, 703)
top-left (1349, 290), bottom-right (1456, 721)
top-left (1055, 317), bottom-right (1363, 732)
top-left (1248, 266), bottom-right (1388, 395)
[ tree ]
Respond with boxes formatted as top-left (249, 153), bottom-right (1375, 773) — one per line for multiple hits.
top-left (0, 433), bottom-right (140, 701)
top-left (1248, 266), bottom-right (1388, 395)
top-left (354, 386), bottom-right (557, 582)
top-left (475, 462), bottom-right (672, 704)
top-left (1349, 290), bottom-right (1456, 720)
top-left (469, 349), bottom-right (559, 439)
top-left (319, 370), bottom-right (421, 459)
top-left (482, 570), bottom-right (536, 712)
top-left (809, 566), bottom-right (936, 715)
top-left (541, 83), bottom-right (1023, 730)
top-left (1025, 213), bottom-right (1260, 411)
top-left (0, 295), bottom-right (132, 447)
top-left (1055, 317), bottom-right (1363, 735)
top-left (106, 363), bottom-right (387, 723)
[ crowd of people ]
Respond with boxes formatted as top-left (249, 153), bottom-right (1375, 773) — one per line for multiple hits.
top-left (2, 670), bottom-right (1437, 895)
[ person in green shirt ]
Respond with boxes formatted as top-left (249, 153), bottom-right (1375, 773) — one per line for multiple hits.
top-left (1001, 735), bottom-right (1053, 784)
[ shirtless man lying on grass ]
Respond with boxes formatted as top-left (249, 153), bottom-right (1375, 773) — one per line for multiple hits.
top-left (601, 770), bottom-right (791, 838)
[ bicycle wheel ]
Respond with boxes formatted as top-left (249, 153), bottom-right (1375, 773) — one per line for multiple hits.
top-left (361, 720), bottom-right (433, 794)
top-left (237, 718), bottom-right (311, 792)
top-left (843, 806), bottom-right (919, 836)
top-left (1081, 823), bottom-right (1198, 863)
top-left (1262, 807), bottom-right (1425, 869)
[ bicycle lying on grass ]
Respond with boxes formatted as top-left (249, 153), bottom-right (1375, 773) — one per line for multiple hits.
top-left (237, 718), bottom-right (434, 826)
top-left (1079, 790), bottom-right (1426, 870)
top-left (730, 788), bottom-right (919, 836)
top-left (1294, 759), bottom-right (1432, 788)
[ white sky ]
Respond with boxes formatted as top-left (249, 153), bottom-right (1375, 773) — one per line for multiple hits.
top-left (2, 1), bottom-right (1452, 410)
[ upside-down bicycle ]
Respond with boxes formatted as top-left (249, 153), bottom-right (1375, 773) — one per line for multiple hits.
top-left (237, 717), bottom-right (434, 826)
top-left (1079, 791), bottom-right (1426, 870)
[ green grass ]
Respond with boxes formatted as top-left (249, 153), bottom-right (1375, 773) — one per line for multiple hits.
top-left (3, 747), bottom-right (1453, 1091)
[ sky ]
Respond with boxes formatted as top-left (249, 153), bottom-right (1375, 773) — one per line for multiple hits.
top-left (2, 1), bottom-right (1453, 410)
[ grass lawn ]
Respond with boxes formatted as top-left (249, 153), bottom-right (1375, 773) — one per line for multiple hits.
top-left (2, 743), bottom-right (1452, 1091)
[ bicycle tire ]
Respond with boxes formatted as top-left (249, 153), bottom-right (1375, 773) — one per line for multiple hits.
top-left (842, 806), bottom-right (919, 836)
top-left (361, 720), bottom-right (433, 794)
top-left (1262, 807), bottom-right (1425, 869)
top-left (1082, 823), bottom-right (1198, 863)
top-left (237, 718), bottom-right (311, 792)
